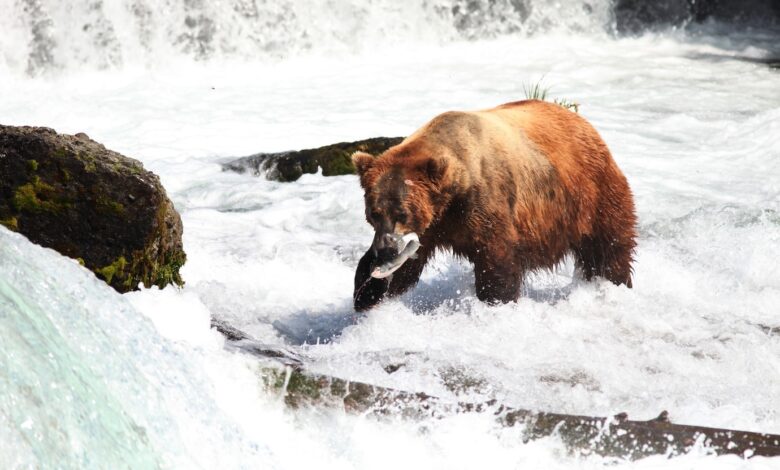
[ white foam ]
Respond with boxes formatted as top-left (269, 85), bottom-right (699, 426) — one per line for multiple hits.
top-left (0, 0), bottom-right (620, 76)
top-left (1, 27), bottom-right (779, 468)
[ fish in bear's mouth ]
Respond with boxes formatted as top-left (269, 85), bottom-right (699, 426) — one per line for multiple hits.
top-left (370, 232), bottom-right (421, 279)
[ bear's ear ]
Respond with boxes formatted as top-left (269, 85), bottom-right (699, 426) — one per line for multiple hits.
top-left (352, 151), bottom-right (374, 176)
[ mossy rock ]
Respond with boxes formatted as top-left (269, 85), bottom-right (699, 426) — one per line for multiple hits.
top-left (222, 136), bottom-right (404, 182)
top-left (0, 126), bottom-right (186, 293)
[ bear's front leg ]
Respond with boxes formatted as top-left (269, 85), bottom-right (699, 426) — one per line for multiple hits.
top-left (387, 246), bottom-right (430, 297)
top-left (353, 249), bottom-right (390, 311)
top-left (472, 254), bottom-right (523, 305)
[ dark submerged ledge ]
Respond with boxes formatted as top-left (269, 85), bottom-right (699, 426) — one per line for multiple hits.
top-left (212, 318), bottom-right (780, 461)
top-left (222, 136), bottom-right (403, 182)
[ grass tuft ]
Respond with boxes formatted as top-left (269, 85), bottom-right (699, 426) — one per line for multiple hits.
top-left (522, 80), bottom-right (579, 113)
top-left (553, 98), bottom-right (580, 113)
top-left (522, 81), bottom-right (549, 101)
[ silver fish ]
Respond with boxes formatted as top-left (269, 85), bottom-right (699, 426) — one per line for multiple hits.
top-left (370, 232), bottom-right (420, 279)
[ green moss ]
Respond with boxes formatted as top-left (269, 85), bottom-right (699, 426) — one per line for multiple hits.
top-left (109, 161), bottom-right (142, 175)
top-left (123, 245), bottom-right (186, 291)
top-left (286, 372), bottom-right (324, 401)
top-left (27, 159), bottom-right (38, 171)
top-left (261, 367), bottom-right (327, 408)
top-left (0, 217), bottom-right (18, 231)
top-left (149, 251), bottom-right (186, 288)
top-left (13, 184), bottom-right (39, 211)
top-left (80, 202), bottom-right (187, 293)
top-left (78, 151), bottom-right (97, 172)
top-left (12, 178), bottom-right (70, 213)
top-left (320, 151), bottom-right (355, 176)
top-left (126, 163), bottom-right (143, 175)
top-left (13, 182), bottom-right (49, 212)
top-left (98, 203), bottom-right (189, 292)
top-left (97, 256), bottom-right (127, 285)
top-left (52, 147), bottom-right (69, 158)
top-left (139, 203), bottom-right (186, 289)
top-left (76, 258), bottom-right (85, 266)
top-left (96, 194), bottom-right (125, 215)
top-left (261, 368), bottom-right (287, 391)
top-left (107, 201), bottom-right (125, 214)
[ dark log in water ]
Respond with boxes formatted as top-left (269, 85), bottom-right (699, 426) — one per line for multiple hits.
top-left (212, 318), bottom-right (780, 460)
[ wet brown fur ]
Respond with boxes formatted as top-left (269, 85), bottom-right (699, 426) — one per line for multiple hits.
top-left (353, 100), bottom-right (637, 309)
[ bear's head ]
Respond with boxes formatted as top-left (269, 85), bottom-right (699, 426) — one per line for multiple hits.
top-left (352, 149), bottom-right (447, 265)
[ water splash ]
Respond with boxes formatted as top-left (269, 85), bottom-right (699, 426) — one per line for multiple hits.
top-left (2, 0), bottom-right (777, 76)
top-left (0, 227), bottom-right (269, 468)
top-left (1, 0), bottom-right (615, 76)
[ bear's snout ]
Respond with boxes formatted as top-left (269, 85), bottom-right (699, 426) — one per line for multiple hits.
top-left (372, 232), bottom-right (401, 259)
top-left (373, 245), bottom-right (400, 265)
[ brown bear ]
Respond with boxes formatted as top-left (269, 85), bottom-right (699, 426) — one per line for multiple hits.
top-left (352, 99), bottom-right (637, 311)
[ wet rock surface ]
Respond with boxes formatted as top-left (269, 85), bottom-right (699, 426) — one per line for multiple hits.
top-left (0, 125), bottom-right (186, 293)
top-left (614, 0), bottom-right (780, 33)
top-left (223, 136), bottom-right (403, 182)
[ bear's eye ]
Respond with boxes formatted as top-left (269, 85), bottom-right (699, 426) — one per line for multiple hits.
top-left (395, 211), bottom-right (408, 224)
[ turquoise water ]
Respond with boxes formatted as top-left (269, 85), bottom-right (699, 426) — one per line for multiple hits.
top-left (0, 228), bottom-right (270, 468)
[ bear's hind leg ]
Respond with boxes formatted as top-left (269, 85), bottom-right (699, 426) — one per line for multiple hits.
top-left (574, 161), bottom-right (638, 288)
top-left (574, 215), bottom-right (636, 288)
top-left (473, 255), bottom-right (523, 304)
top-left (573, 235), bottom-right (633, 287)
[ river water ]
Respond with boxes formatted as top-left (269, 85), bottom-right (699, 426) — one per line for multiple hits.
top-left (1, 0), bottom-right (779, 468)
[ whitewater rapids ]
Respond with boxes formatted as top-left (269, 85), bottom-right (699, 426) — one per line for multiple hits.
top-left (1, 0), bottom-right (779, 468)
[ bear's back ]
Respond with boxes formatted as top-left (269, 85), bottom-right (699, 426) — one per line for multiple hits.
top-left (402, 100), bottom-right (606, 171)
top-left (402, 100), bottom-right (616, 243)
top-left (486, 100), bottom-right (621, 239)
top-left (487, 100), bottom-right (612, 180)
top-left (401, 105), bottom-right (553, 183)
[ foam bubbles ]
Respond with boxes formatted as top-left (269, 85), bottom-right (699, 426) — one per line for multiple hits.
top-left (1, 26), bottom-right (779, 468)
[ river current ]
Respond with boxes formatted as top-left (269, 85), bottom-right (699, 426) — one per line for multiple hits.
top-left (1, 0), bottom-right (779, 468)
